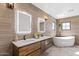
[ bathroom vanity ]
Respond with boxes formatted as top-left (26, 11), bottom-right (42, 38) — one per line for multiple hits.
top-left (13, 10), bottom-right (53, 56)
top-left (12, 36), bottom-right (53, 56)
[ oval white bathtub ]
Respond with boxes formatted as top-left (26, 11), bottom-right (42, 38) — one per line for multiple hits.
top-left (53, 36), bottom-right (75, 47)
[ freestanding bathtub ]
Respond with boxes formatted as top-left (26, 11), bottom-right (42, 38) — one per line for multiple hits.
top-left (53, 36), bottom-right (75, 47)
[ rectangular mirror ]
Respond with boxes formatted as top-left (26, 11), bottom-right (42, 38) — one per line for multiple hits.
top-left (38, 17), bottom-right (45, 33)
top-left (15, 11), bottom-right (32, 35)
top-left (52, 22), bottom-right (55, 30)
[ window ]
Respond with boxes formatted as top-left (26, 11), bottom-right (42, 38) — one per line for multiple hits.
top-left (62, 22), bottom-right (71, 30)
top-left (52, 23), bottom-right (55, 30)
top-left (15, 11), bottom-right (32, 35)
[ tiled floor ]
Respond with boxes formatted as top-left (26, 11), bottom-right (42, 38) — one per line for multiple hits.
top-left (42, 45), bottom-right (79, 56)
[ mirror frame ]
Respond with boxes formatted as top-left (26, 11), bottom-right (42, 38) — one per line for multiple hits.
top-left (15, 10), bottom-right (32, 35)
top-left (37, 17), bottom-right (45, 33)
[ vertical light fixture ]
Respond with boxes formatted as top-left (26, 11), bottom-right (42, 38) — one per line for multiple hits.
top-left (44, 16), bottom-right (48, 21)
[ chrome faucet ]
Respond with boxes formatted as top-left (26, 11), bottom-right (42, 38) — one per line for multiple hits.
top-left (23, 35), bottom-right (26, 40)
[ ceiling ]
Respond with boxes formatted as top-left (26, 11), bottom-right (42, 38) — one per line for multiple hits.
top-left (32, 3), bottom-right (79, 19)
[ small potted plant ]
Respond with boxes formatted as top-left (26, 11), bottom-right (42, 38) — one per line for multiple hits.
top-left (33, 32), bottom-right (39, 39)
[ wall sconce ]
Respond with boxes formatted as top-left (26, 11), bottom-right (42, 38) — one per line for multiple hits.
top-left (44, 16), bottom-right (48, 21)
top-left (6, 3), bottom-right (14, 9)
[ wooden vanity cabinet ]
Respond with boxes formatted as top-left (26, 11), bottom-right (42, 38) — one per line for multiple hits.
top-left (13, 38), bottom-right (53, 56)
top-left (40, 38), bottom-right (53, 53)
top-left (13, 42), bottom-right (41, 56)
top-left (40, 40), bottom-right (47, 53)
top-left (27, 49), bottom-right (41, 56)
top-left (45, 38), bottom-right (53, 49)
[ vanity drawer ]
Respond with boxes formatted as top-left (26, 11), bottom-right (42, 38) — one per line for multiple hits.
top-left (19, 42), bottom-right (41, 56)
top-left (27, 49), bottom-right (41, 56)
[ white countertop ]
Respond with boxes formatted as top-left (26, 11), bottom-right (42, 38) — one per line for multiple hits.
top-left (12, 36), bottom-right (53, 48)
